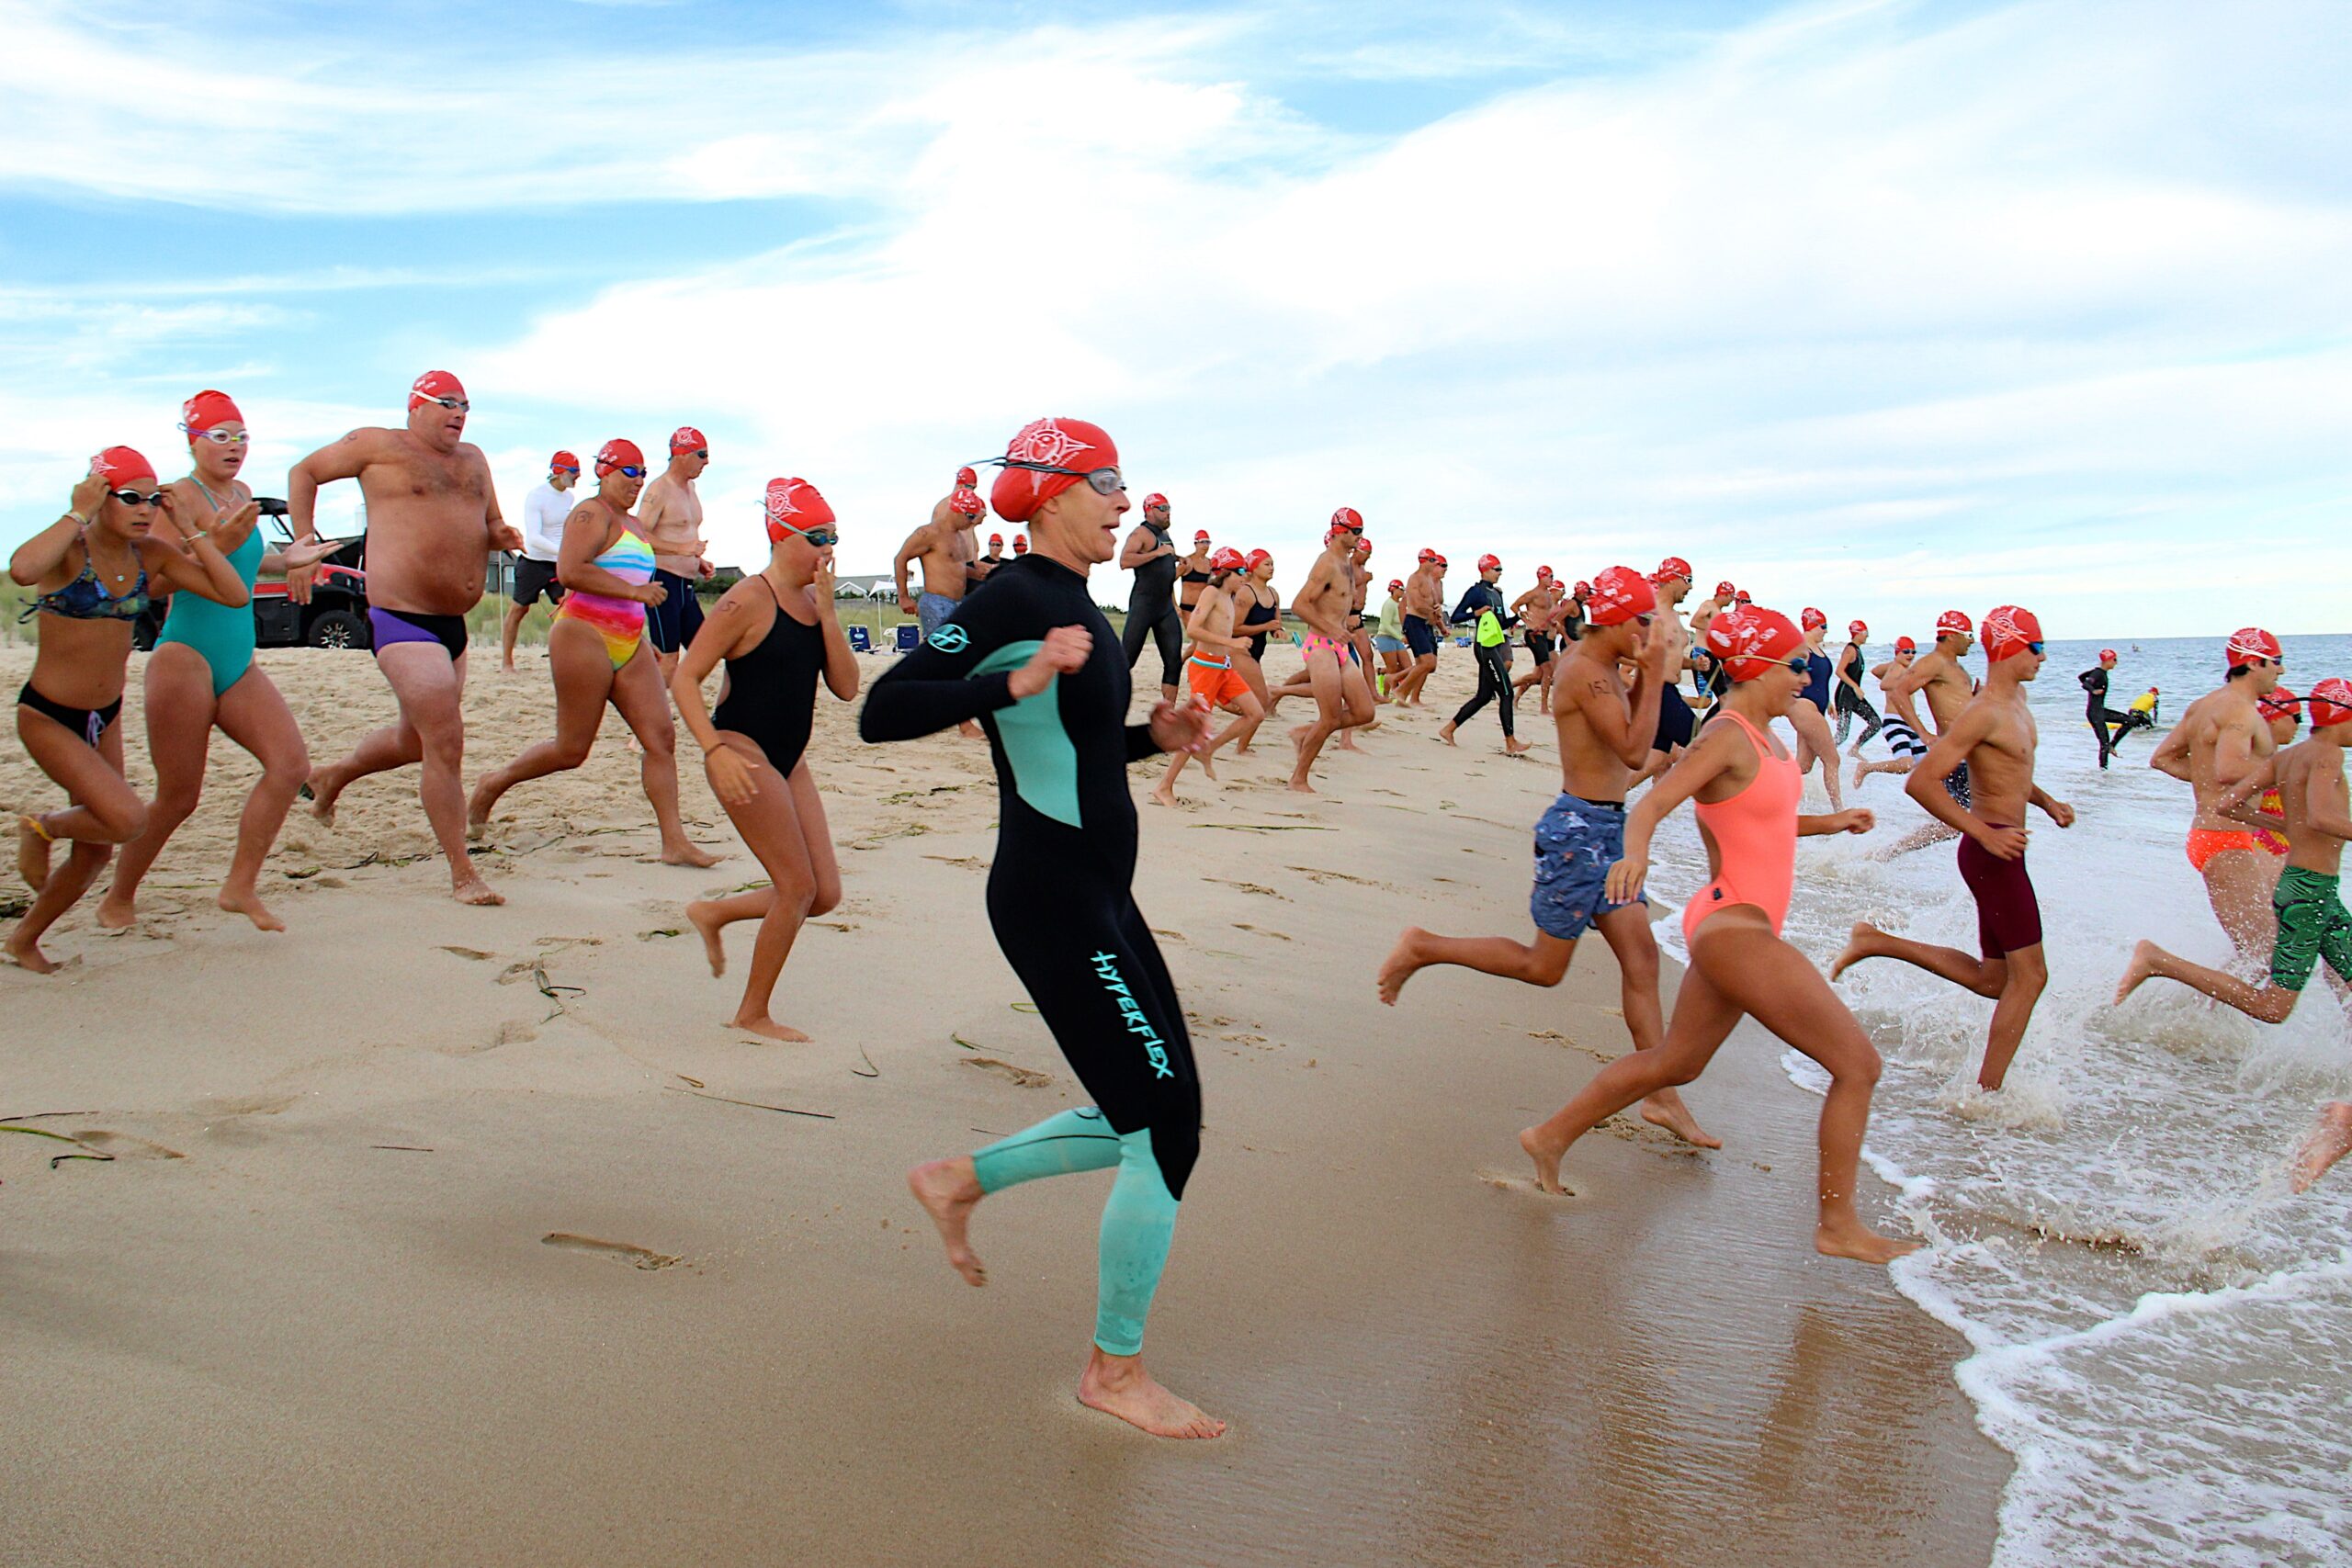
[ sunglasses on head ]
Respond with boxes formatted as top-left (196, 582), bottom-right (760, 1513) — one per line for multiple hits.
top-left (793, 527), bottom-right (839, 548)
top-left (416, 395), bottom-right (469, 412)
top-left (605, 464), bottom-right (650, 479)
top-left (1001, 458), bottom-right (1126, 496)
top-left (191, 426), bottom-right (248, 446)
top-left (111, 488), bottom-right (164, 507)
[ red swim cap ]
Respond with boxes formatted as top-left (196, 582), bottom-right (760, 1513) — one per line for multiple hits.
top-left (1246, 548), bottom-right (1272, 570)
top-left (1733, 590), bottom-right (1751, 605)
top-left (1387, 578), bottom-right (1405, 592)
top-left (948, 487), bottom-right (986, 518)
top-left (91, 446), bottom-right (155, 488)
top-left (181, 389), bottom-right (243, 437)
top-left (594, 438), bottom-right (645, 476)
top-left (1585, 565), bottom-right (1657, 628)
top-left (2098, 648), bottom-right (2118, 662)
top-left (1936, 609), bottom-right (1973, 639)
top-left (1574, 580), bottom-right (1593, 597)
top-left (2226, 627), bottom-right (2283, 669)
top-left (1432, 554), bottom-right (1448, 568)
top-left (670, 426), bottom-right (707, 455)
top-left (1714, 581), bottom-right (1736, 599)
top-left (2258, 684), bottom-right (2301, 724)
top-left (1355, 537), bottom-right (1373, 555)
top-left (409, 369), bottom-right (466, 412)
top-left (550, 450), bottom-right (580, 473)
top-left (1012, 535), bottom-right (1028, 554)
top-left (1801, 607), bottom-right (1827, 632)
top-left (1136, 492), bottom-right (1166, 511)
top-left (1895, 636), bottom-right (1917, 652)
top-left (2308, 677), bottom-right (2352, 728)
top-left (1418, 547), bottom-right (1437, 563)
top-left (956, 467), bottom-right (978, 489)
top-left (763, 477), bottom-right (834, 542)
top-left (1849, 619), bottom-right (1868, 638)
top-left (990, 417), bottom-right (1117, 523)
top-left (1707, 605), bottom-right (1805, 682)
top-left (989, 533), bottom-right (1004, 547)
top-left (1983, 604), bottom-right (2043, 661)
top-left (1477, 553), bottom-right (1501, 571)
top-left (1193, 528), bottom-right (1211, 542)
top-left (1330, 507), bottom-right (1364, 534)
top-left (1209, 547), bottom-right (1246, 573)
top-left (1655, 557), bottom-right (1692, 583)
top-left (1536, 565), bottom-right (1555, 581)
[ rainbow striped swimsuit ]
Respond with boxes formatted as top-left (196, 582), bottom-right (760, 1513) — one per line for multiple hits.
top-left (558, 525), bottom-right (656, 669)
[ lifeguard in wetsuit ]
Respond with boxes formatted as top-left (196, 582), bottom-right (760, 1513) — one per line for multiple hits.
top-left (867, 417), bottom-right (1222, 1440)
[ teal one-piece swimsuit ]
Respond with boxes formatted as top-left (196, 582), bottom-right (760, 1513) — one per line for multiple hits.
top-left (155, 520), bottom-right (263, 697)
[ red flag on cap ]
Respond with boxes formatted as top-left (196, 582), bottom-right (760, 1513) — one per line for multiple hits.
top-left (594, 438), bottom-right (644, 476)
top-left (2226, 627), bottom-right (2282, 669)
top-left (1585, 566), bottom-right (1657, 628)
top-left (763, 477), bottom-right (834, 542)
top-left (991, 417), bottom-right (1117, 524)
top-left (1706, 605), bottom-right (1805, 682)
top-left (409, 370), bottom-right (465, 412)
top-left (670, 426), bottom-right (707, 455)
top-left (180, 389), bottom-right (243, 437)
top-left (1983, 605), bottom-right (2043, 662)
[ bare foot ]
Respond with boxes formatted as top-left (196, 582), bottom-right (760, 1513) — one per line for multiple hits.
top-left (1828, 921), bottom-right (1879, 981)
top-left (4, 932), bottom-right (57, 975)
top-left (1376, 928), bottom-right (1427, 1005)
top-left (95, 893), bottom-right (137, 931)
top-left (1436, 723), bottom-right (1457, 747)
top-left (731, 1013), bottom-right (811, 1042)
top-left (1287, 723), bottom-right (1313, 758)
top-left (17, 816), bottom-right (51, 889)
top-left (452, 874), bottom-right (505, 908)
top-left (465, 781), bottom-right (496, 831)
top-left (959, 719), bottom-right (985, 740)
top-left (1815, 1214), bottom-right (1921, 1265)
top-left (662, 841), bottom-right (721, 868)
top-left (1287, 778), bottom-right (1317, 795)
top-left (1518, 1125), bottom-right (1571, 1195)
top-left (1148, 785), bottom-right (1177, 807)
top-left (686, 899), bottom-right (728, 976)
top-left (306, 766), bottom-right (345, 826)
top-left (217, 886), bottom-right (287, 932)
top-left (1639, 1089), bottom-right (1722, 1149)
top-left (2290, 1101), bottom-right (2352, 1192)
top-left (1504, 737), bottom-right (1532, 755)
top-left (1336, 736), bottom-right (1362, 752)
top-left (1850, 759), bottom-right (1868, 792)
top-left (2113, 939), bottom-right (2159, 1006)
top-left (907, 1157), bottom-right (987, 1285)
top-left (1198, 750), bottom-right (1217, 782)
top-left (1077, 1350), bottom-right (1226, 1439)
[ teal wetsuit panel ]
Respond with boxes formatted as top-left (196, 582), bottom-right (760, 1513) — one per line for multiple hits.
top-left (156, 525), bottom-right (262, 697)
top-left (969, 641), bottom-right (1082, 828)
top-left (973, 1106), bottom-right (1123, 1191)
top-left (1095, 1128), bottom-right (1180, 1356)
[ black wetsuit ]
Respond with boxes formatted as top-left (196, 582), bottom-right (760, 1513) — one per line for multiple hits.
top-left (1449, 582), bottom-right (1518, 739)
top-left (1121, 522), bottom-right (1183, 692)
top-left (711, 578), bottom-right (823, 775)
top-left (860, 554), bottom-right (1199, 1356)
top-left (2079, 667), bottom-right (2136, 768)
top-left (1832, 642), bottom-right (1882, 748)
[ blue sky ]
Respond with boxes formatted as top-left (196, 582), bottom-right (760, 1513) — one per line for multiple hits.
top-left (5, 0), bottom-right (2347, 637)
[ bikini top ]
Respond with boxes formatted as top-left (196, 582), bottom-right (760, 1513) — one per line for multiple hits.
top-left (1691, 711), bottom-right (1802, 935)
top-left (24, 532), bottom-right (150, 623)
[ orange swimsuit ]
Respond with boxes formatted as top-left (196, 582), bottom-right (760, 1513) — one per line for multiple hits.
top-left (2186, 827), bottom-right (2261, 874)
top-left (1681, 712), bottom-right (1804, 947)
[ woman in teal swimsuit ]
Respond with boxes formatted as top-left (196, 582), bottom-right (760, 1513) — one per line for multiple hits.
top-left (99, 392), bottom-right (340, 934)
top-left (10, 444), bottom-right (251, 972)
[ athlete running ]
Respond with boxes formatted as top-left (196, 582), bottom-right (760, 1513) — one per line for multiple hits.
top-left (1832, 620), bottom-right (1883, 755)
top-left (673, 478), bottom-right (859, 1040)
top-left (1854, 637), bottom-right (1928, 787)
top-left (638, 426), bottom-right (713, 682)
top-left (503, 450), bottom-right (577, 671)
top-left (1509, 566), bottom-right (1565, 712)
top-left (1789, 608), bottom-right (1846, 811)
top-left (1437, 554), bottom-right (1530, 754)
top-left (97, 390), bottom-right (339, 934)
top-left (2116, 678), bottom-right (2352, 1190)
top-left (1177, 527), bottom-right (1215, 618)
top-left (1227, 548), bottom-right (1282, 755)
top-left (1286, 510), bottom-right (1376, 794)
top-left (1519, 605), bottom-right (1907, 1262)
top-left (1118, 492), bottom-right (1182, 703)
top-left (292, 371), bottom-right (525, 906)
top-left (1631, 557), bottom-right (1699, 786)
top-left (1372, 578), bottom-right (1409, 697)
top-left (1833, 607), bottom-right (2073, 1092)
top-left (870, 416), bottom-right (1220, 1439)
top-left (895, 468), bottom-right (988, 643)
top-left (1873, 611), bottom-right (1977, 856)
top-left (1378, 566), bottom-right (1715, 1148)
top-left (465, 439), bottom-right (718, 868)
top-left (2145, 628), bottom-right (2288, 967)
top-left (2078, 649), bottom-right (2135, 769)
top-left (1396, 549), bottom-right (1446, 706)
top-left (1152, 548), bottom-right (1264, 805)
top-left (11, 447), bottom-right (251, 971)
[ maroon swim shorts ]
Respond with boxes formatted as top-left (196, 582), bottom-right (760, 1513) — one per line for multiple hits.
top-left (1956, 829), bottom-right (2043, 958)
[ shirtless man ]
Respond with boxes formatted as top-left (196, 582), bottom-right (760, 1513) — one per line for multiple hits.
top-left (1854, 637), bottom-right (1931, 786)
top-left (1348, 537), bottom-right (1381, 712)
top-left (638, 426), bottom-right (712, 681)
top-left (1630, 556), bottom-right (1698, 785)
top-left (1151, 549), bottom-right (1264, 806)
top-left (1379, 566), bottom-right (1715, 1148)
top-left (1509, 566), bottom-right (1566, 712)
top-left (895, 469), bottom-right (986, 642)
top-left (2115, 677), bottom-right (2352, 1190)
top-left (1833, 607), bottom-right (2074, 1092)
top-left (1395, 549), bottom-right (1447, 706)
top-left (1286, 509), bottom-right (1376, 795)
top-left (2142, 628), bottom-right (2288, 967)
top-left (291, 371), bottom-right (523, 906)
top-left (1875, 611), bottom-right (1978, 855)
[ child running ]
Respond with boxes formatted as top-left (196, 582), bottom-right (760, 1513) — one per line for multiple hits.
top-left (1152, 547), bottom-right (1264, 805)
top-left (671, 479), bottom-right (859, 1040)
top-left (1514, 605), bottom-right (1911, 1263)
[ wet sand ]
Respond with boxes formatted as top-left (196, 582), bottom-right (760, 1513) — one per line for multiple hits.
top-left (2, 643), bottom-right (2005, 1565)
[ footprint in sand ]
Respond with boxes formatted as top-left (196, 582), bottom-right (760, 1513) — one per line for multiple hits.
top-left (1205, 879), bottom-right (1290, 899)
top-left (966, 1057), bottom-right (1053, 1088)
top-left (541, 1233), bottom-right (680, 1270)
top-left (1231, 923), bottom-right (1293, 941)
top-left (440, 945), bottom-right (496, 962)
top-left (1476, 1167), bottom-right (1570, 1197)
top-left (71, 1131), bottom-right (186, 1160)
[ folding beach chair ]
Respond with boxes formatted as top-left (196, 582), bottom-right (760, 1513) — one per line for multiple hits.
top-left (848, 625), bottom-right (873, 653)
top-left (894, 624), bottom-right (920, 654)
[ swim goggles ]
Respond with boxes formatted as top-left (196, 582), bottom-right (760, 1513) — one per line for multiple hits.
top-left (110, 488), bottom-right (165, 506)
top-left (996, 458), bottom-right (1127, 496)
top-left (188, 426), bottom-right (249, 445)
top-left (795, 527), bottom-right (839, 547)
top-left (1783, 656), bottom-right (1810, 674)
top-left (605, 464), bottom-right (650, 479)
top-left (415, 394), bottom-right (469, 412)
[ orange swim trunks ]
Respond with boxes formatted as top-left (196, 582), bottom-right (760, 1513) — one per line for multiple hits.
top-left (2187, 827), bottom-right (2261, 874)
top-left (1187, 655), bottom-right (1252, 710)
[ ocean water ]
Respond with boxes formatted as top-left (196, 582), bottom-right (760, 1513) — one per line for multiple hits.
top-left (1641, 635), bottom-right (2352, 1566)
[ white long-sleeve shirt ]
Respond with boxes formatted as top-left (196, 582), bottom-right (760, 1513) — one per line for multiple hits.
top-left (521, 482), bottom-right (574, 562)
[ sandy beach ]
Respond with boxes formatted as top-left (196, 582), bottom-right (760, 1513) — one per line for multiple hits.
top-left (2, 639), bottom-right (2006, 1566)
